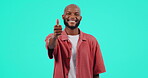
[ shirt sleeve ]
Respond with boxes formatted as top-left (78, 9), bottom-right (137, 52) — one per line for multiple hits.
top-left (45, 33), bottom-right (57, 59)
top-left (93, 39), bottom-right (106, 75)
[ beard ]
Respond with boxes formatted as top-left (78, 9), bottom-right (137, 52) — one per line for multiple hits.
top-left (64, 19), bottom-right (80, 30)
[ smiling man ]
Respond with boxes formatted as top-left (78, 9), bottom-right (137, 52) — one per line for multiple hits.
top-left (45, 4), bottom-right (106, 78)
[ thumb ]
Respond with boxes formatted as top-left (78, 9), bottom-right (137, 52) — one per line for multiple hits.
top-left (56, 19), bottom-right (59, 26)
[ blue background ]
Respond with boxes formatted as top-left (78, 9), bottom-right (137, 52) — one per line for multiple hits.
top-left (0, 0), bottom-right (148, 78)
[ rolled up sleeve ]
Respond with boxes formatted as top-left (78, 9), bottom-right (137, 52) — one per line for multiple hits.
top-left (45, 33), bottom-right (57, 59)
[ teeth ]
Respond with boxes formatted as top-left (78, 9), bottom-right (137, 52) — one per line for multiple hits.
top-left (69, 21), bottom-right (75, 22)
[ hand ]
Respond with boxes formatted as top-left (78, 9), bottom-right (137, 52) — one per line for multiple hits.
top-left (54, 19), bottom-right (62, 38)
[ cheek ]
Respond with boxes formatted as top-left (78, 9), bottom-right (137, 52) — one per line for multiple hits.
top-left (65, 16), bottom-right (69, 19)
top-left (75, 16), bottom-right (81, 21)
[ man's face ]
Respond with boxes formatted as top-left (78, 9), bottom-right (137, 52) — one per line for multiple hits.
top-left (62, 5), bottom-right (82, 29)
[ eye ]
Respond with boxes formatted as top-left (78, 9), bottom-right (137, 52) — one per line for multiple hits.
top-left (66, 12), bottom-right (71, 15)
top-left (75, 13), bottom-right (80, 16)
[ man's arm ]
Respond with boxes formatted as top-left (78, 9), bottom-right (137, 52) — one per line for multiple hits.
top-left (46, 19), bottom-right (62, 59)
top-left (48, 19), bottom-right (62, 49)
top-left (93, 39), bottom-right (106, 77)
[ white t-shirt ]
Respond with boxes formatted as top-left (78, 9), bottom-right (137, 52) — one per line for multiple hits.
top-left (68, 34), bottom-right (79, 78)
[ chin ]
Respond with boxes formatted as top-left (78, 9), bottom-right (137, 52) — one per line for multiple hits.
top-left (69, 25), bottom-right (75, 27)
top-left (68, 23), bottom-right (76, 26)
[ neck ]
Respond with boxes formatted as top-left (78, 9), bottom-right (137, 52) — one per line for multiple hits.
top-left (65, 27), bottom-right (79, 35)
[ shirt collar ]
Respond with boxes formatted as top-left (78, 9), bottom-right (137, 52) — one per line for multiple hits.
top-left (59, 28), bottom-right (87, 41)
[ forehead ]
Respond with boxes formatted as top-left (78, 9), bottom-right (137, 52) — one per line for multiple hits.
top-left (64, 5), bottom-right (80, 13)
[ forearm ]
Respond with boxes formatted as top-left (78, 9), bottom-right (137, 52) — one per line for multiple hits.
top-left (47, 35), bottom-right (57, 59)
top-left (48, 35), bottom-right (57, 49)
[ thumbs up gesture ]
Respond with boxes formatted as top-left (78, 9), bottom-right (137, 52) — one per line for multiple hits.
top-left (54, 19), bottom-right (62, 38)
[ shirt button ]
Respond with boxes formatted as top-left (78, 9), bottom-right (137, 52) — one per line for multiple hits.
top-left (66, 73), bottom-right (68, 76)
top-left (70, 48), bottom-right (72, 50)
top-left (67, 57), bottom-right (70, 59)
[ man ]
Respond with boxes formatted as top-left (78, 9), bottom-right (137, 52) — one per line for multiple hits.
top-left (45, 4), bottom-right (106, 78)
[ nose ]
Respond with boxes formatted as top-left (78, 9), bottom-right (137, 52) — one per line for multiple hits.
top-left (69, 15), bottom-right (76, 20)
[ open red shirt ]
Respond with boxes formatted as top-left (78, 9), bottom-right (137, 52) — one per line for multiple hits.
top-left (45, 29), bottom-right (106, 78)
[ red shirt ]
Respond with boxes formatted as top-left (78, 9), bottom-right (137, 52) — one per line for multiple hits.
top-left (45, 29), bottom-right (106, 78)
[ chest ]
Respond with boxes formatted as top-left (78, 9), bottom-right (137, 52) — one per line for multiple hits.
top-left (57, 39), bottom-right (95, 61)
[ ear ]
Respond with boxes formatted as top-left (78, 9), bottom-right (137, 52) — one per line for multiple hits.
top-left (62, 15), bottom-right (64, 19)
top-left (80, 16), bottom-right (82, 21)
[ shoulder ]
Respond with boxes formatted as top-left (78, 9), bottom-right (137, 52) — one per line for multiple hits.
top-left (83, 32), bottom-right (97, 40)
top-left (82, 32), bottom-right (101, 48)
top-left (82, 31), bottom-right (102, 50)
top-left (82, 32), bottom-right (98, 43)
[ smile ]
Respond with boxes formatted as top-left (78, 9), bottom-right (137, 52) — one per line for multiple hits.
top-left (68, 20), bottom-right (76, 23)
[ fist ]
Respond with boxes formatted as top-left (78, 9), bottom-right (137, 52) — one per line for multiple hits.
top-left (54, 19), bottom-right (62, 38)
